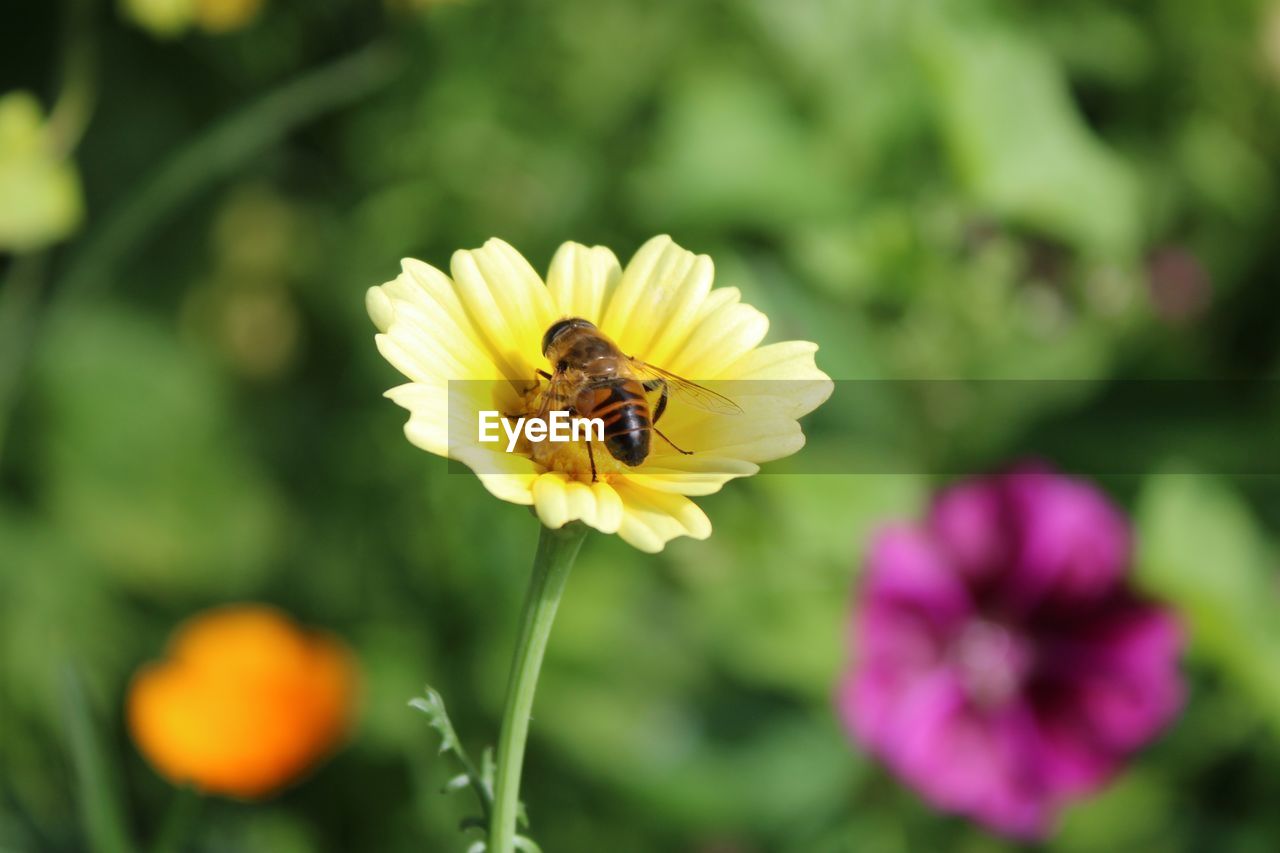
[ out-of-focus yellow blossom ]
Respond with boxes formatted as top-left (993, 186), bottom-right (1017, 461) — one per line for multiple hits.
top-left (120, 0), bottom-right (195, 37)
top-left (194, 0), bottom-right (265, 33)
top-left (120, 0), bottom-right (263, 37)
top-left (367, 236), bottom-right (833, 552)
top-left (127, 604), bottom-right (357, 799)
top-left (0, 92), bottom-right (84, 252)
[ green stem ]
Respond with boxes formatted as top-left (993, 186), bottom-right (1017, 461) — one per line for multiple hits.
top-left (47, 0), bottom-right (97, 157)
top-left (0, 41), bottom-right (400, 467)
top-left (56, 39), bottom-right (400, 301)
top-left (0, 254), bottom-right (49, 462)
top-left (149, 786), bottom-right (200, 853)
top-left (488, 522), bottom-right (588, 853)
top-left (62, 667), bottom-right (134, 853)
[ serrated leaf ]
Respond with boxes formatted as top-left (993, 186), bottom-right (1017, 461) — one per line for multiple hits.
top-left (442, 773), bottom-right (472, 794)
top-left (513, 836), bottom-right (543, 853)
top-left (409, 686), bottom-right (500, 829)
top-left (480, 746), bottom-right (495, 791)
top-left (408, 686), bottom-right (462, 756)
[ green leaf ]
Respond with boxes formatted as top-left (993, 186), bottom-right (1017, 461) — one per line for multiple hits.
top-left (408, 687), bottom-right (464, 758)
top-left (35, 306), bottom-right (280, 594)
top-left (919, 20), bottom-right (1143, 257)
top-left (409, 686), bottom-right (495, 824)
top-left (630, 67), bottom-right (849, 229)
top-left (513, 835), bottom-right (543, 853)
top-left (1136, 471), bottom-right (1280, 729)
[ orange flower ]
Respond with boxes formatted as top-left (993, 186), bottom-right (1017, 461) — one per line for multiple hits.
top-left (127, 604), bottom-right (357, 799)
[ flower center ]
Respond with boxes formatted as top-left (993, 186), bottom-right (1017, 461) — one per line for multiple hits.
top-left (950, 618), bottom-right (1034, 709)
top-left (530, 436), bottom-right (628, 482)
top-left (507, 385), bottom-right (628, 483)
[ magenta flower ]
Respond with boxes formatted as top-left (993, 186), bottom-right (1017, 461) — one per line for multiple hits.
top-left (838, 467), bottom-right (1184, 839)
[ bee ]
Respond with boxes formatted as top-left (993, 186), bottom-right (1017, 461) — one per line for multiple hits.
top-left (533, 317), bottom-right (741, 481)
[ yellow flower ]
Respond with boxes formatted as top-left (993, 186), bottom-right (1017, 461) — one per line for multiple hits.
top-left (120, 0), bottom-right (263, 36)
top-left (127, 604), bottom-right (357, 799)
top-left (119, 0), bottom-right (195, 37)
top-left (0, 92), bottom-right (84, 252)
top-left (367, 236), bottom-right (833, 552)
top-left (194, 0), bottom-right (264, 33)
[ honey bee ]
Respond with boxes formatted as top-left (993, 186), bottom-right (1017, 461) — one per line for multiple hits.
top-left (533, 317), bottom-right (741, 481)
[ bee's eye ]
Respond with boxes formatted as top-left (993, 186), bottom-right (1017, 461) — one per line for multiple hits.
top-left (556, 359), bottom-right (569, 373)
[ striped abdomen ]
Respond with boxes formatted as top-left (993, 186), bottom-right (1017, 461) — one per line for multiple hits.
top-left (577, 379), bottom-right (651, 466)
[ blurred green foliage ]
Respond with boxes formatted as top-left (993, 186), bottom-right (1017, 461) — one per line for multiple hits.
top-left (3, 0), bottom-right (1280, 851)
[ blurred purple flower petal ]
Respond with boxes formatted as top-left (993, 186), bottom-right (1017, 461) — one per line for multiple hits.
top-left (841, 467), bottom-right (1184, 839)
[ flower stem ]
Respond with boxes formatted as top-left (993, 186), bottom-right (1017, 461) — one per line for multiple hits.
top-left (488, 522), bottom-right (588, 853)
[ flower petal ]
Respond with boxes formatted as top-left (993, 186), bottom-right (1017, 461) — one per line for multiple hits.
top-left (368, 260), bottom-right (497, 384)
top-left (529, 472), bottom-right (634, 536)
top-left (450, 239), bottom-right (558, 383)
top-left (659, 408), bottom-right (807, 465)
top-left (1003, 469), bottom-right (1133, 612)
top-left (474, 462), bottom-right (539, 506)
top-left (1033, 605), bottom-right (1183, 766)
top-left (611, 479), bottom-right (712, 552)
top-left (873, 675), bottom-right (1052, 840)
top-left (589, 481), bottom-right (624, 534)
top-left (532, 472), bottom-right (574, 529)
top-left (624, 468), bottom-right (745, 496)
top-left (601, 236), bottom-right (715, 363)
top-left (662, 289), bottom-right (771, 379)
top-left (386, 382), bottom-right (449, 456)
top-left (862, 525), bottom-right (972, 630)
top-left (546, 242), bottom-right (621, 323)
top-left (718, 341), bottom-right (834, 417)
top-left (928, 477), bottom-right (1009, 585)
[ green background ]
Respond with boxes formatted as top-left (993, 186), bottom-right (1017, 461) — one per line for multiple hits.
top-left (3, 0), bottom-right (1280, 850)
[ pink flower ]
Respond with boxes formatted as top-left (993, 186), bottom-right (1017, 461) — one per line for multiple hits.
top-left (838, 467), bottom-right (1184, 839)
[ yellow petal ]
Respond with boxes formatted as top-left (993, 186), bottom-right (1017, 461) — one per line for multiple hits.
top-left (601, 236), bottom-right (714, 363)
top-left (663, 294), bottom-right (770, 379)
top-left (532, 472), bottom-right (573, 529)
top-left (546, 242), bottom-right (621, 323)
top-left (389, 378), bottom-right (522, 464)
top-left (368, 261), bottom-right (497, 384)
top-left (624, 469), bottom-right (742, 496)
top-left (451, 239), bottom-right (557, 383)
top-left (589, 481), bottom-right (624, 534)
top-left (720, 341), bottom-right (834, 416)
top-left (612, 480), bottom-right (712, 553)
top-left (562, 479), bottom-right (600, 527)
top-left (724, 340), bottom-right (831, 381)
top-left (531, 472), bottom-right (635, 536)
top-left (662, 409), bottom-right (808, 464)
top-left (638, 455), bottom-right (760, 476)
top-left (386, 382), bottom-right (449, 456)
top-left (473, 453), bottom-right (540, 506)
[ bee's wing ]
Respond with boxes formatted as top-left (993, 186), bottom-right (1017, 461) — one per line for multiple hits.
top-left (627, 358), bottom-right (743, 415)
top-left (534, 371), bottom-right (579, 419)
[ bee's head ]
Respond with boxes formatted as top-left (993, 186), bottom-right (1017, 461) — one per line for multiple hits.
top-left (541, 317), bottom-right (596, 357)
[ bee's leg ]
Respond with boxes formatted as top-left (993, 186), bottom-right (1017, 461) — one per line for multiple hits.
top-left (653, 426), bottom-right (693, 456)
top-left (586, 439), bottom-right (598, 482)
top-left (643, 378), bottom-right (670, 424)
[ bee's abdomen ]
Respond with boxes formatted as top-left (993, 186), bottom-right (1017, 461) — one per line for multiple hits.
top-left (583, 380), bottom-right (650, 466)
